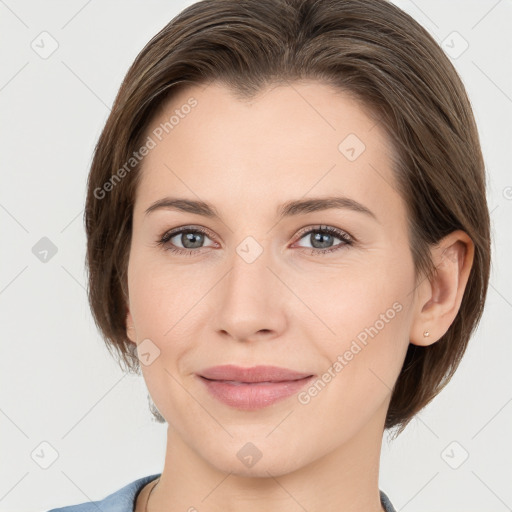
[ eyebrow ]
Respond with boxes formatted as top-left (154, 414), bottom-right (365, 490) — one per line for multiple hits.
top-left (144, 196), bottom-right (378, 222)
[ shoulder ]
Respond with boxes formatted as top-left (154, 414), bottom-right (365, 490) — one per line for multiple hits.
top-left (380, 489), bottom-right (397, 512)
top-left (46, 473), bottom-right (161, 512)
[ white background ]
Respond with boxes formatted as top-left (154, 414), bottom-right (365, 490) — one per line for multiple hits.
top-left (1, 1), bottom-right (511, 511)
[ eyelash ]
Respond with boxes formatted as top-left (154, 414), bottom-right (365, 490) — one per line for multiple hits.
top-left (156, 224), bottom-right (354, 257)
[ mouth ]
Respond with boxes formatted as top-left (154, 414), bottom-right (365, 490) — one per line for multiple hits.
top-left (200, 378), bottom-right (310, 385)
top-left (196, 366), bottom-right (315, 410)
top-left (198, 364), bottom-right (314, 383)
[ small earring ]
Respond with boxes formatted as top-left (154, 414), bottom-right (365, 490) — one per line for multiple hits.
top-left (423, 330), bottom-right (430, 337)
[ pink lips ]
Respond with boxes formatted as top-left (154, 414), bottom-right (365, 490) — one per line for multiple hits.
top-left (197, 365), bottom-right (314, 410)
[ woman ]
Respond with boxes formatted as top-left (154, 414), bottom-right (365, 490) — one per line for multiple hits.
top-left (47, 0), bottom-right (490, 510)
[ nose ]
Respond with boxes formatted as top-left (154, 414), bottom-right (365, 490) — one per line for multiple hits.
top-left (211, 245), bottom-right (288, 343)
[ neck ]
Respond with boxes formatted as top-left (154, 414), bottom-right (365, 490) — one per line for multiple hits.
top-left (147, 402), bottom-right (388, 512)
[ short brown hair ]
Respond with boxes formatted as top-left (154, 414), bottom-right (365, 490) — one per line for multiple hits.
top-left (84, 0), bottom-right (491, 435)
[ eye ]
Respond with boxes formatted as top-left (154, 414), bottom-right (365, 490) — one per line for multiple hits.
top-left (293, 225), bottom-right (353, 255)
top-left (157, 226), bottom-right (217, 256)
top-left (156, 224), bottom-right (354, 257)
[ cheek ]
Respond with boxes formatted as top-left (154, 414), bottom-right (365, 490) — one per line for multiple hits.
top-left (296, 253), bottom-right (414, 399)
top-left (128, 250), bottom-right (201, 333)
top-left (295, 296), bottom-right (412, 443)
top-left (127, 252), bottom-right (216, 376)
top-left (127, 256), bottom-right (209, 418)
top-left (287, 252), bottom-right (413, 343)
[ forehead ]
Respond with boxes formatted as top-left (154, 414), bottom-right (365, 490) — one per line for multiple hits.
top-left (136, 80), bottom-right (403, 226)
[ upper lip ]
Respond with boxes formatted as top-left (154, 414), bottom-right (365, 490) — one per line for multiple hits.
top-left (198, 365), bottom-right (314, 383)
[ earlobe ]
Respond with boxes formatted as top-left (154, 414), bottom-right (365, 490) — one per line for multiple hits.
top-left (409, 230), bottom-right (474, 347)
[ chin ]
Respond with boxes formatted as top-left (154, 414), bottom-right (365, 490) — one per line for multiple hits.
top-left (201, 439), bottom-right (306, 478)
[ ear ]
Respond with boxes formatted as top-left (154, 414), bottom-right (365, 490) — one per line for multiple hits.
top-left (126, 307), bottom-right (137, 344)
top-left (409, 230), bottom-right (474, 346)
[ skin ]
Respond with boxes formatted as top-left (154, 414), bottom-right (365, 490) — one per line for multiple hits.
top-left (126, 81), bottom-right (474, 512)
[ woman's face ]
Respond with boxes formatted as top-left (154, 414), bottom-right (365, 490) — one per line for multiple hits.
top-left (126, 80), bottom-right (419, 476)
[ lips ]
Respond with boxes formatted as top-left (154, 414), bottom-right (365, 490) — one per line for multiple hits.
top-left (197, 365), bottom-right (315, 410)
top-left (198, 364), bottom-right (313, 383)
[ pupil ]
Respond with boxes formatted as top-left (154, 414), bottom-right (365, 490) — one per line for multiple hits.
top-left (311, 232), bottom-right (332, 249)
top-left (182, 232), bottom-right (204, 249)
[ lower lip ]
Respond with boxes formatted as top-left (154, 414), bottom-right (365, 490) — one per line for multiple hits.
top-left (198, 375), bottom-right (314, 410)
